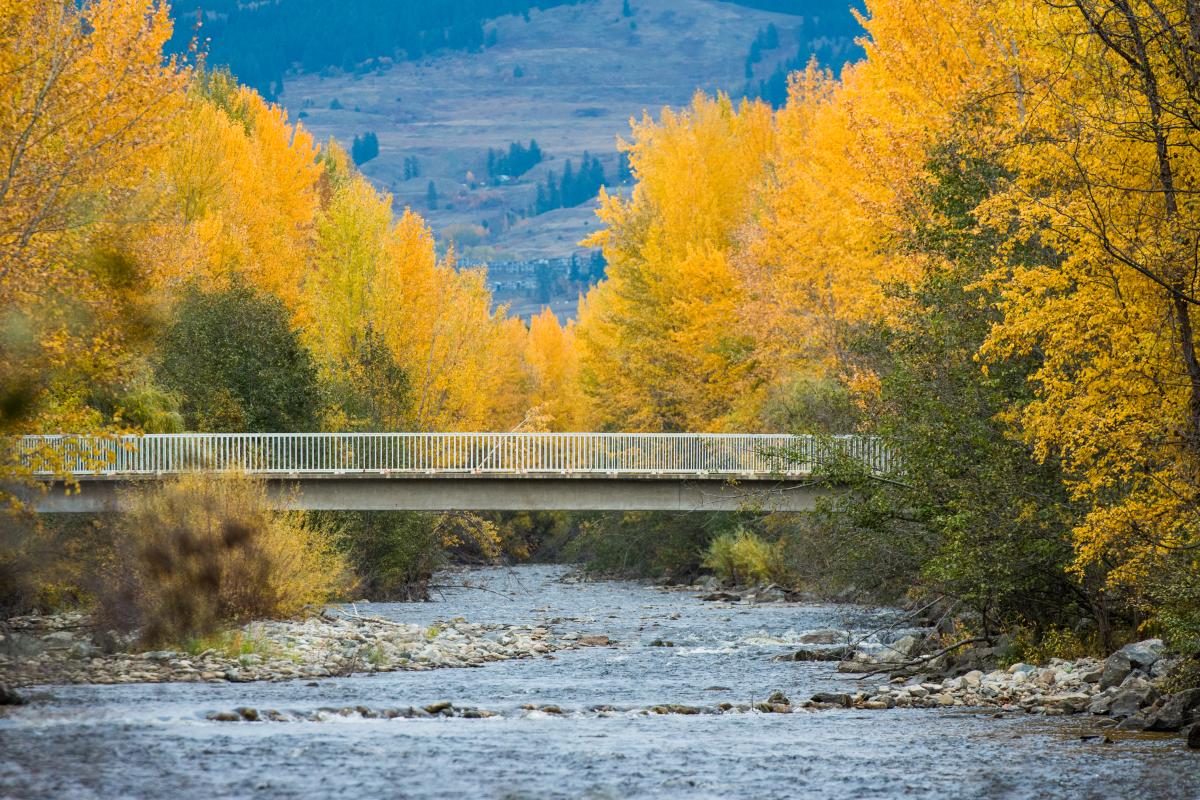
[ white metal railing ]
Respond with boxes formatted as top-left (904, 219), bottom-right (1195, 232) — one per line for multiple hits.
top-left (13, 433), bottom-right (892, 478)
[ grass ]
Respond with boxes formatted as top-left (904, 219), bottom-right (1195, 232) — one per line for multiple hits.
top-left (183, 629), bottom-right (271, 659)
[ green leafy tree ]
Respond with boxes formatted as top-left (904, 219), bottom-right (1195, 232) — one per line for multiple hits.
top-left (826, 146), bottom-right (1109, 640)
top-left (157, 282), bottom-right (320, 432)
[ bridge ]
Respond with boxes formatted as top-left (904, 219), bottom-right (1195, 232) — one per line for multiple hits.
top-left (13, 432), bottom-right (891, 513)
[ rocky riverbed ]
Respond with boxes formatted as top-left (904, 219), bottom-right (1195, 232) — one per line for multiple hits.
top-left (2, 566), bottom-right (1198, 799)
top-left (705, 584), bottom-right (1200, 744)
top-left (0, 608), bottom-right (610, 688)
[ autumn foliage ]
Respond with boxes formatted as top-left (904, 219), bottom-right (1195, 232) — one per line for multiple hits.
top-left (5, 1), bottom-right (1200, 647)
top-left (574, 1), bottom-right (1200, 646)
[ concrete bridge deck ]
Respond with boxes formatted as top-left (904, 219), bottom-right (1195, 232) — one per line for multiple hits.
top-left (14, 432), bottom-right (889, 513)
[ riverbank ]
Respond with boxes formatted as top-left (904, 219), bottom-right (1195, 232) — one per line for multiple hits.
top-left (687, 581), bottom-right (1200, 746)
top-left (0, 608), bottom-right (611, 689)
top-left (5, 588), bottom-right (1197, 749)
top-left (2, 566), bottom-right (1197, 799)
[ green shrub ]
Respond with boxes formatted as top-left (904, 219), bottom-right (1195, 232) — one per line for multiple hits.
top-left (99, 472), bottom-right (351, 645)
top-left (702, 529), bottom-right (789, 586)
top-left (565, 512), bottom-right (731, 580)
top-left (326, 511), bottom-right (501, 601)
top-left (1006, 625), bottom-right (1094, 665)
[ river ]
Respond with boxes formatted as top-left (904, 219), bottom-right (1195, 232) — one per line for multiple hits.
top-left (1, 565), bottom-right (1197, 799)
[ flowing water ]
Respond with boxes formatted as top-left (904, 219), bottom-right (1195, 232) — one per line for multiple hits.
top-left (2, 565), bottom-right (1197, 799)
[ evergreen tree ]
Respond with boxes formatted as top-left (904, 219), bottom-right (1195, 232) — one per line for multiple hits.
top-left (560, 160), bottom-right (574, 205)
top-left (351, 131), bottom-right (379, 165)
top-left (426, 180), bottom-right (438, 210)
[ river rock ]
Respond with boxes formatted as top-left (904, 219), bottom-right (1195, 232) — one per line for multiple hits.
top-left (1151, 656), bottom-right (1179, 679)
top-left (796, 629), bottom-right (842, 645)
top-left (1188, 724), bottom-right (1200, 749)
top-left (0, 683), bottom-right (24, 705)
top-left (40, 631), bottom-right (76, 649)
top-left (1044, 692), bottom-right (1092, 714)
top-left (1119, 639), bottom-right (1165, 669)
top-left (836, 657), bottom-right (879, 673)
top-left (875, 634), bottom-right (921, 664)
top-left (578, 635), bottom-right (612, 646)
top-left (1088, 692), bottom-right (1115, 715)
top-left (811, 692), bottom-right (851, 707)
top-left (1099, 652), bottom-right (1133, 689)
top-left (750, 584), bottom-right (788, 603)
top-left (1108, 677), bottom-right (1159, 718)
top-left (778, 645), bottom-right (849, 662)
top-left (1145, 688), bottom-right (1200, 732)
top-left (1117, 711), bottom-right (1152, 731)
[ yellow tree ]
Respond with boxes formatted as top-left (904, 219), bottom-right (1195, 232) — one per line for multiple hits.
top-left (306, 162), bottom-right (393, 366)
top-left (741, 0), bottom-right (1015, 396)
top-left (979, 0), bottom-right (1200, 630)
top-left (138, 70), bottom-right (321, 316)
top-left (524, 308), bottom-right (586, 431)
top-left (577, 92), bottom-right (774, 431)
top-left (0, 0), bottom-right (186, 434)
top-left (370, 211), bottom-right (527, 431)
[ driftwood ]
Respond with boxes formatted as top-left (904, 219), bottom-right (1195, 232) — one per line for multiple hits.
top-left (854, 636), bottom-right (991, 680)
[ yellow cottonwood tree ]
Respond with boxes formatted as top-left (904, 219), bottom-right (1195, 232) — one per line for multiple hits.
top-left (525, 308), bottom-right (586, 431)
top-left (979, 0), bottom-right (1200, 627)
top-left (742, 0), bottom-right (1014, 388)
top-left (0, 0), bottom-right (186, 433)
top-left (370, 211), bottom-right (528, 431)
top-left (138, 70), bottom-right (321, 316)
top-left (306, 163), bottom-right (393, 366)
top-left (577, 92), bottom-right (774, 431)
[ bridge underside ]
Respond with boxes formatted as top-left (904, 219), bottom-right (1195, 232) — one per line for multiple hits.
top-left (26, 475), bottom-right (829, 514)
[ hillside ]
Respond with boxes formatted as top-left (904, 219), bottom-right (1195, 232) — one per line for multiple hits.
top-left (263, 0), bottom-right (864, 316)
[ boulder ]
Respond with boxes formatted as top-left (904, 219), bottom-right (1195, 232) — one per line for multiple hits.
top-left (777, 646), bottom-right (850, 662)
top-left (836, 658), bottom-right (879, 673)
top-left (40, 630), bottom-right (76, 649)
top-left (1188, 723), bottom-right (1200, 749)
top-left (1151, 657), bottom-right (1179, 679)
top-left (1108, 677), bottom-right (1159, 719)
top-left (1119, 639), bottom-right (1165, 669)
top-left (1088, 693), bottom-right (1115, 715)
top-left (797, 629), bottom-right (842, 645)
top-left (810, 692), bottom-right (851, 707)
top-left (1099, 652), bottom-right (1133, 689)
top-left (578, 635), bottom-right (612, 646)
top-left (0, 683), bottom-right (24, 706)
top-left (751, 584), bottom-right (789, 603)
top-left (1145, 688), bottom-right (1200, 732)
top-left (874, 635), bottom-right (922, 664)
top-left (1044, 693), bottom-right (1093, 714)
top-left (1116, 712), bottom-right (1151, 731)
